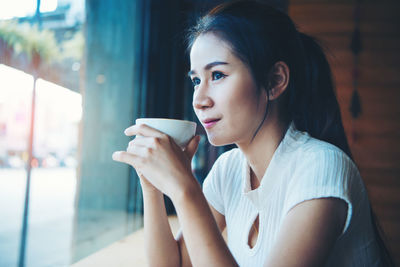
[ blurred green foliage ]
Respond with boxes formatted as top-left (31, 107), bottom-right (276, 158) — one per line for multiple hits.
top-left (60, 30), bottom-right (84, 61)
top-left (0, 20), bottom-right (83, 65)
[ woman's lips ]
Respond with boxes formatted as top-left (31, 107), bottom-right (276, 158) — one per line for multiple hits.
top-left (203, 119), bottom-right (220, 129)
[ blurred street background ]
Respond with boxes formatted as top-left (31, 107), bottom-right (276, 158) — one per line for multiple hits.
top-left (1, 0), bottom-right (84, 266)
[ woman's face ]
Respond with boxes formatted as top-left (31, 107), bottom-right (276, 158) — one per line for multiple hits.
top-left (189, 33), bottom-right (268, 146)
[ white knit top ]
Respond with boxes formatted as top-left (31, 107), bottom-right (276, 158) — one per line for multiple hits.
top-left (202, 123), bottom-right (381, 266)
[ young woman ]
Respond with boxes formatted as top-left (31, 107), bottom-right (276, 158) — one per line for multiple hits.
top-left (113, 1), bottom-right (393, 266)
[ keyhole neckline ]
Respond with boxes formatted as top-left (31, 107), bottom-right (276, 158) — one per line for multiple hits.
top-left (244, 212), bottom-right (263, 255)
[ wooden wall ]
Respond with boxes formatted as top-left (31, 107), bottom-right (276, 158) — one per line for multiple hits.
top-left (289, 1), bottom-right (400, 264)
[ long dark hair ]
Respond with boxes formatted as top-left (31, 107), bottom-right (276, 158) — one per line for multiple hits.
top-left (186, 0), bottom-right (353, 157)
top-left (186, 0), bottom-right (394, 265)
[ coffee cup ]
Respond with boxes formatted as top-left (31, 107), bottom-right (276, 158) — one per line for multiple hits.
top-left (135, 118), bottom-right (197, 148)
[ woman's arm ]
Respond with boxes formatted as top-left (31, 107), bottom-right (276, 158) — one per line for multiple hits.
top-left (171, 180), bottom-right (238, 267)
top-left (264, 198), bottom-right (348, 267)
top-left (176, 203), bottom-right (227, 267)
top-left (143, 176), bottom-right (228, 267)
top-left (142, 183), bottom-right (180, 267)
top-left (113, 124), bottom-right (236, 266)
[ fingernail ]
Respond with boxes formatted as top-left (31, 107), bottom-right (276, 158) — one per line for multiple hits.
top-left (112, 152), bottom-right (119, 160)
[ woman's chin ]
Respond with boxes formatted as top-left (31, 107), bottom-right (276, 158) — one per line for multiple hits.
top-left (206, 133), bottom-right (233, 147)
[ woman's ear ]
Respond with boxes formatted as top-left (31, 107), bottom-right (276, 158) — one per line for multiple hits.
top-left (267, 61), bottom-right (290, 101)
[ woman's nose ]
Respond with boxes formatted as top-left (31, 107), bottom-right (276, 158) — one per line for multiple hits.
top-left (192, 85), bottom-right (213, 110)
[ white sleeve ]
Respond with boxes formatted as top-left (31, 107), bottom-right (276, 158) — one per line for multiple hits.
top-left (283, 148), bottom-right (361, 235)
top-left (202, 153), bottom-right (229, 215)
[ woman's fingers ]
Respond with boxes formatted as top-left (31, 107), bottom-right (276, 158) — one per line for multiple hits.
top-left (124, 124), bottom-right (165, 138)
top-left (183, 135), bottom-right (201, 160)
top-left (126, 142), bottom-right (152, 157)
top-left (112, 151), bottom-right (138, 165)
top-left (128, 136), bottom-right (159, 148)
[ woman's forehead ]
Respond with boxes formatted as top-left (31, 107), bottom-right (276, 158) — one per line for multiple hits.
top-left (190, 33), bottom-right (236, 71)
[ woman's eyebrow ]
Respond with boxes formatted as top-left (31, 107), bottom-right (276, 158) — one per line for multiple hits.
top-left (188, 61), bottom-right (228, 76)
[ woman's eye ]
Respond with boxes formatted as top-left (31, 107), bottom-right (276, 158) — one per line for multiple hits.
top-left (212, 71), bottom-right (226, 81)
top-left (191, 77), bottom-right (200, 87)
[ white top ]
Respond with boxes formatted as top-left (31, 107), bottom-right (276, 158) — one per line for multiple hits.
top-left (202, 123), bottom-right (381, 267)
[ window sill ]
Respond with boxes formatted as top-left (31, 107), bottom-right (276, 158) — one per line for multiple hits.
top-left (71, 216), bottom-right (180, 267)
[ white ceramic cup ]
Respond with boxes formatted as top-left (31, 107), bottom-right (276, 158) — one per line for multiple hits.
top-left (135, 118), bottom-right (197, 148)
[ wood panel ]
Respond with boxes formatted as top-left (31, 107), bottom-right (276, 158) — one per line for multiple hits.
top-left (290, 2), bottom-right (400, 265)
top-left (342, 119), bottom-right (400, 137)
top-left (319, 34), bottom-right (400, 51)
top-left (292, 3), bottom-right (400, 35)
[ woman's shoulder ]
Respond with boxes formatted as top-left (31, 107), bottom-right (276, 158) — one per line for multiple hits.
top-left (208, 148), bottom-right (245, 182)
top-left (283, 124), bottom-right (350, 162)
top-left (203, 148), bottom-right (243, 202)
top-left (282, 124), bottom-right (356, 171)
top-left (302, 137), bottom-right (353, 164)
top-left (289, 135), bottom-right (361, 183)
top-left (214, 147), bottom-right (242, 166)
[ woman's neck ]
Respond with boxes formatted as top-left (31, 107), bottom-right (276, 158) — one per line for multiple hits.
top-left (237, 118), bottom-right (288, 187)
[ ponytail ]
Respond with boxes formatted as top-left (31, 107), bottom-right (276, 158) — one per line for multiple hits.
top-left (292, 32), bottom-right (352, 159)
top-left (298, 32), bottom-right (395, 267)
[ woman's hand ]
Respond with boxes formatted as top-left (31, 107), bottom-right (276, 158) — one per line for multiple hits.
top-left (112, 124), bottom-right (201, 198)
top-left (137, 171), bottom-right (159, 194)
